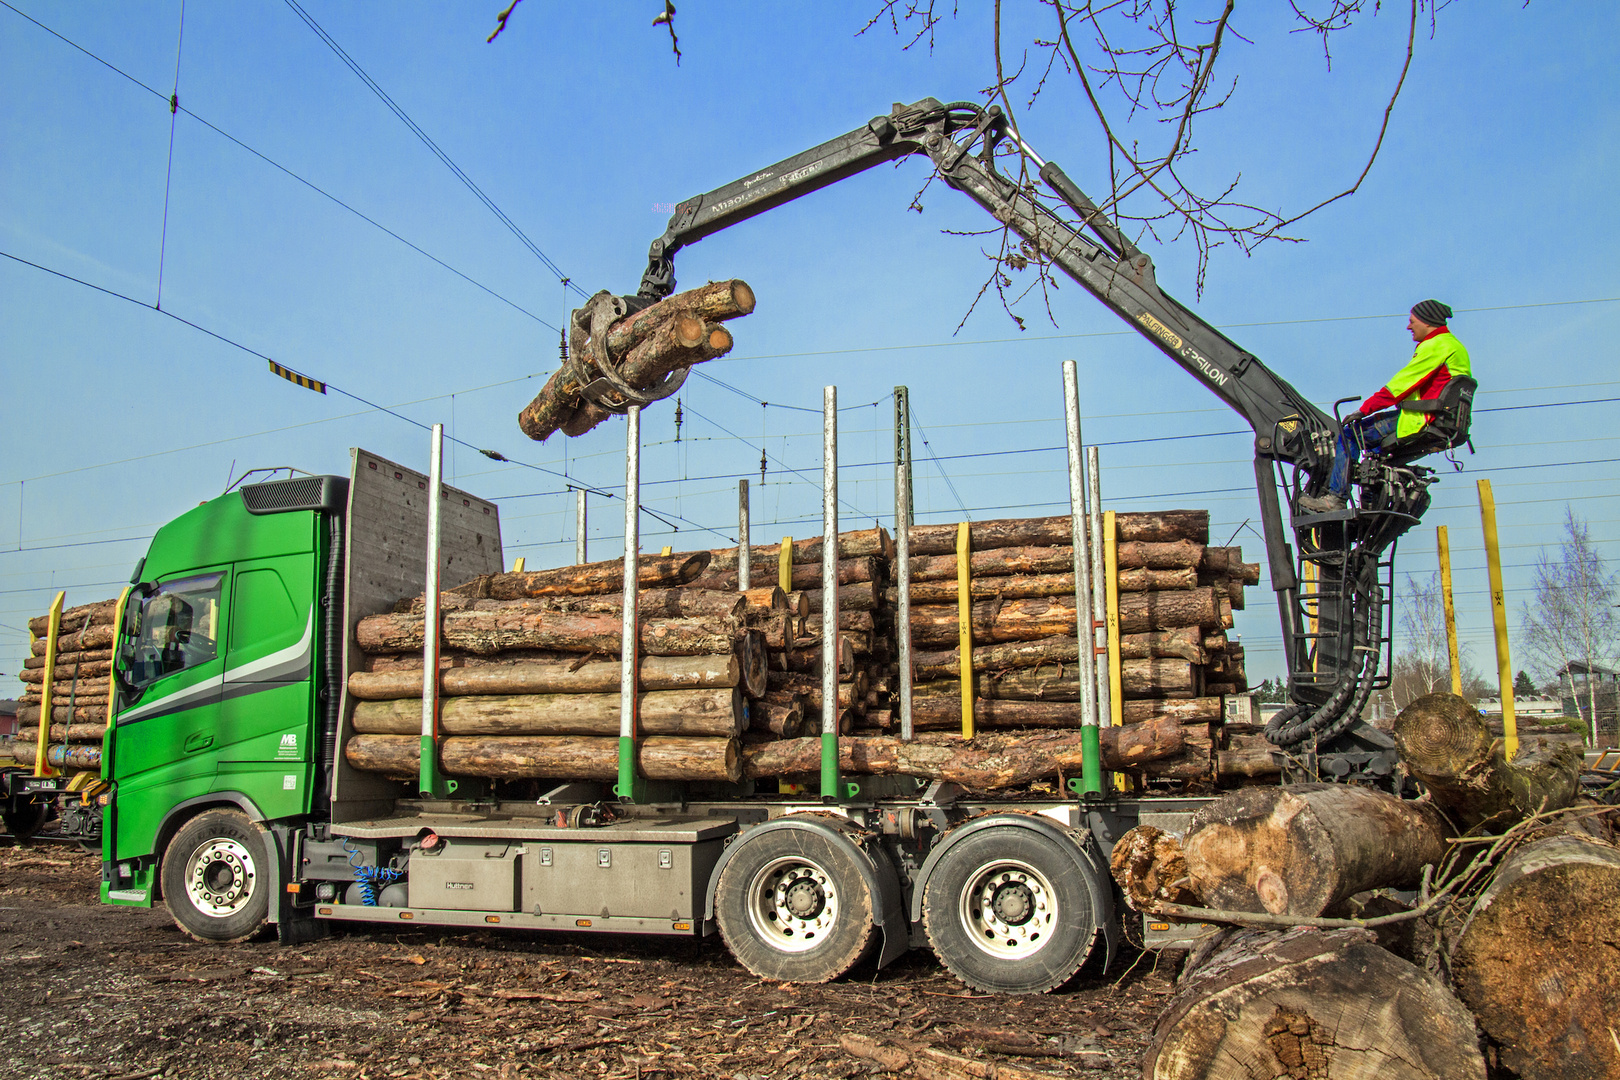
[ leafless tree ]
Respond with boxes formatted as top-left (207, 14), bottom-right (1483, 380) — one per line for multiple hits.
top-left (1519, 507), bottom-right (1620, 745)
top-left (863, 1), bottom-right (1446, 303)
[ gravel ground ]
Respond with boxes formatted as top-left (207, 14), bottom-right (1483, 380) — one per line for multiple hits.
top-left (0, 839), bottom-right (1178, 1080)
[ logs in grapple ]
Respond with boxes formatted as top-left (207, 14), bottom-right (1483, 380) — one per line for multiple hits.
top-left (518, 280), bottom-right (754, 442)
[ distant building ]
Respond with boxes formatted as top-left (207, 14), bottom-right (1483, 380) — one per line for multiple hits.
top-left (0, 699), bottom-right (15, 738)
top-left (1476, 695), bottom-right (1567, 721)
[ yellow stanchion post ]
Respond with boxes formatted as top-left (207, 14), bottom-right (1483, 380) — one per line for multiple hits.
top-left (956, 522), bottom-right (974, 739)
top-left (1103, 511), bottom-right (1125, 788)
top-left (510, 557), bottom-right (525, 572)
top-left (34, 591), bottom-right (65, 778)
top-left (1478, 480), bottom-right (1518, 760)
top-left (779, 537), bottom-right (793, 595)
top-left (1437, 526), bottom-right (1463, 697)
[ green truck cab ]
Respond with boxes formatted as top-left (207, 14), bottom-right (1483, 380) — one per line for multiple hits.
top-left (100, 473), bottom-right (345, 939)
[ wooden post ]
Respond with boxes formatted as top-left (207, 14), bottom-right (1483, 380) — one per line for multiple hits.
top-left (1437, 525), bottom-right (1463, 696)
top-left (955, 521), bottom-right (974, 739)
top-left (1478, 479), bottom-right (1518, 759)
top-left (34, 591), bottom-right (64, 779)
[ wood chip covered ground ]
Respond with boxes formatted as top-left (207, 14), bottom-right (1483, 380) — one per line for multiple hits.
top-left (0, 842), bottom-right (1176, 1080)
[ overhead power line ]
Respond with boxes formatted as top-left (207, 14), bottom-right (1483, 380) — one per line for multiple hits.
top-left (283, 0), bottom-right (586, 300)
top-left (0, 0), bottom-right (554, 330)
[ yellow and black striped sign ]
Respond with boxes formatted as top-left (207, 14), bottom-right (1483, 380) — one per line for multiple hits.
top-left (269, 360), bottom-right (326, 394)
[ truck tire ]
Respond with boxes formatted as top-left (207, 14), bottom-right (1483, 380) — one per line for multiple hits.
top-left (3, 801), bottom-right (50, 840)
top-left (714, 828), bottom-right (878, 983)
top-left (160, 809), bottom-right (270, 943)
top-left (922, 826), bottom-right (1099, 994)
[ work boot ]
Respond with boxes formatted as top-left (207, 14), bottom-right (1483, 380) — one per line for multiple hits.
top-left (1297, 492), bottom-right (1346, 514)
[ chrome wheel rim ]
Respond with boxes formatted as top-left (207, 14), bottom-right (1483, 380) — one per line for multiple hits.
top-left (185, 837), bottom-right (257, 917)
top-left (746, 855), bottom-right (838, 953)
top-left (958, 857), bottom-right (1057, 960)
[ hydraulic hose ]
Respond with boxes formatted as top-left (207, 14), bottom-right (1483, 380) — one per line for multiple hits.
top-left (317, 512), bottom-right (345, 808)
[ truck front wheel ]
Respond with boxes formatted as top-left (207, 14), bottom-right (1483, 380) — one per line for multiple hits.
top-left (714, 829), bottom-right (877, 983)
top-left (160, 809), bottom-right (270, 943)
top-left (923, 827), bottom-right (1099, 994)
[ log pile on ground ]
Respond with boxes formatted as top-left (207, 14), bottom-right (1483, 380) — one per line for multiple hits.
top-left (10, 598), bottom-right (118, 773)
top-left (517, 280), bottom-right (754, 442)
top-left (1116, 692), bottom-right (1615, 1080)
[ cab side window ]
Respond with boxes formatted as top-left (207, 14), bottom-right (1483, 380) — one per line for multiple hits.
top-left (124, 572), bottom-right (225, 689)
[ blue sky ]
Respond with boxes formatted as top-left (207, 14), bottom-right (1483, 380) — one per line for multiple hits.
top-left (3, 2), bottom-right (1618, 686)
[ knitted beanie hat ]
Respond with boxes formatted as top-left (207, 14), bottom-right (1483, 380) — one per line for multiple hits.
top-left (1411, 299), bottom-right (1453, 326)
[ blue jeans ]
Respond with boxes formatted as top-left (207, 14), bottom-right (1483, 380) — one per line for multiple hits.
top-left (1328, 413), bottom-right (1400, 497)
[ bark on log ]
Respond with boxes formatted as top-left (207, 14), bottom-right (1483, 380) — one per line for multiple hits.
top-left (913, 658), bottom-right (1194, 701)
top-left (906, 511), bottom-right (1207, 556)
top-left (909, 628), bottom-right (1206, 680)
top-left (1144, 926), bottom-right (1485, 1080)
top-left (782, 637), bottom-right (855, 676)
top-left (905, 697), bottom-right (1078, 731)
top-left (1216, 736), bottom-right (1282, 781)
top-left (890, 567), bottom-right (1197, 605)
top-left (352, 687), bottom-right (743, 737)
top-left (1110, 825), bottom-right (1200, 911)
top-left (18, 662), bottom-right (114, 686)
top-left (738, 630), bottom-right (767, 700)
top-left (16, 704), bottom-right (108, 724)
top-left (474, 552), bottom-right (709, 599)
top-left (692, 529), bottom-right (894, 569)
top-left (1182, 784), bottom-right (1449, 917)
top-left (1122, 697), bottom-right (1224, 724)
top-left (692, 556), bottom-right (879, 592)
top-left (402, 587), bottom-right (747, 621)
top-left (28, 599), bottom-right (118, 636)
top-left (31, 625), bottom-right (115, 654)
top-left (346, 653), bottom-right (741, 700)
top-left (739, 586), bottom-right (788, 614)
top-left (907, 596), bottom-right (1079, 647)
top-left (801, 610), bottom-right (876, 635)
top-left (1118, 588), bottom-right (1222, 634)
top-left (742, 717), bottom-right (1184, 788)
top-left (346, 734), bottom-right (740, 783)
top-left (7, 741), bottom-right (102, 772)
top-left (354, 609), bottom-right (737, 657)
top-left (1448, 833), bottom-right (1620, 1080)
top-left (22, 648), bottom-right (113, 670)
top-left (16, 724), bottom-right (108, 744)
top-left (799, 581), bottom-right (878, 614)
top-left (1392, 692), bottom-right (1582, 831)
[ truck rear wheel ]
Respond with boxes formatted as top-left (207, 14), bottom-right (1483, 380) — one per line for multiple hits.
top-left (922, 827), bottom-right (1099, 994)
top-left (715, 828), bottom-right (877, 983)
top-left (3, 801), bottom-right (50, 840)
top-left (160, 809), bottom-right (270, 943)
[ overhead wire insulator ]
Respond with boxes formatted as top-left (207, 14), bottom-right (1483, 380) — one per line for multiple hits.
top-left (759, 448), bottom-right (768, 489)
top-left (674, 398), bottom-right (683, 443)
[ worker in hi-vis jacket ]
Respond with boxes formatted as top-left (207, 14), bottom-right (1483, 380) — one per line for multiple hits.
top-left (1300, 299), bottom-right (1473, 513)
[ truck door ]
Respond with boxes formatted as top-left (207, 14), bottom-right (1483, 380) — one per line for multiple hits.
top-left (215, 558), bottom-right (317, 815)
top-left (112, 570), bottom-right (229, 846)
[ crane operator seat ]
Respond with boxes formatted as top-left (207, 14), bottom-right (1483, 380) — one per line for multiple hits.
top-left (1371, 374), bottom-right (1477, 467)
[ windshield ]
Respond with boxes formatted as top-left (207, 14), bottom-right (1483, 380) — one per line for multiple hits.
top-left (121, 572), bottom-right (224, 690)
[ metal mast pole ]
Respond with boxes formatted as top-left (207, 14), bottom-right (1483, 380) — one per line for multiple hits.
top-left (419, 424), bottom-right (453, 799)
top-left (894, 387), bottom-right (914, 742)
top-left (738, 480), bottom-right (751, 592)
top-left (1062, 363), bottom-right (1103, 797)
top-left (618, 408), bottom-right (642, 798)
top-left (576, 489), bottom-right (588, 565)
top-left (821, 386), bottom-right (843, 799)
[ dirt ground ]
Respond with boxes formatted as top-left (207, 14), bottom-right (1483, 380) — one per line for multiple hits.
top-left (0, 839), bottom-right (1177, 1080)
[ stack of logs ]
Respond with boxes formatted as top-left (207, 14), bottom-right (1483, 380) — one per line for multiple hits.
top-left (886, 511), bottom-right (1258, 787)
top-left (10, 598), bottom-right (118, 773)
top-left (344, 552), bottom-right (762, 785)
top-left (1117, 692), bottom-right (1616, 1080)
top-left (682, 528), bottom-right (897, 745)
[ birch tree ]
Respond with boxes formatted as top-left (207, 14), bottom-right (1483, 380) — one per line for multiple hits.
top-left (1519, 507), bottom-right (1619, 745)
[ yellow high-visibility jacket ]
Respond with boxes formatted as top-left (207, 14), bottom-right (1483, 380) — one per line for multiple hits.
top-left (1360, 329), bottom-right (1472, 439)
